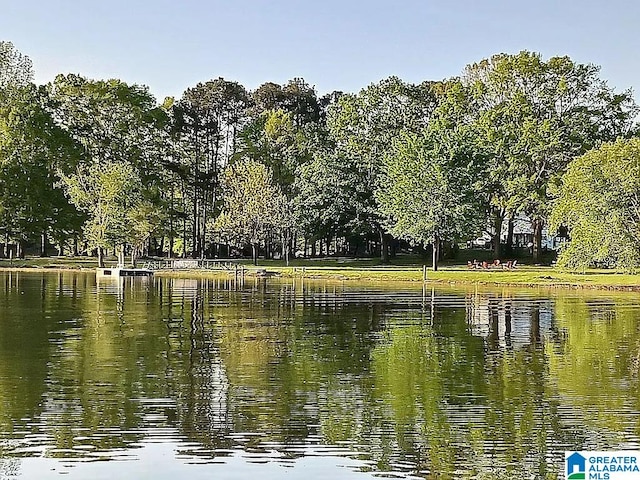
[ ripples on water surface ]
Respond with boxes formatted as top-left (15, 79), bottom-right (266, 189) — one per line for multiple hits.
top-left (1, 271), bottom-right (640, 479)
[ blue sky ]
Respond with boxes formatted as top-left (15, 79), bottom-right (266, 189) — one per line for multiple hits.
top-left (2, 0), bottom-right (639, 101)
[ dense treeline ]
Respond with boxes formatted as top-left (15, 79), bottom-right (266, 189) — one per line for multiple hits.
top-left (0, 41), bottom-right (638, 269)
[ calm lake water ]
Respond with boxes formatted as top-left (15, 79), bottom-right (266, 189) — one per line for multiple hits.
top-left (1, 271), bottom-right (639, 479)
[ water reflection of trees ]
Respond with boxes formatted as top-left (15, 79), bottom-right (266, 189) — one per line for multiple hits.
top-left (368, 293), bottom-right (564, 478)
top-left (1, 274), bottom-right (640, 479)
top-left (547, 296), bottom-right (640, 441)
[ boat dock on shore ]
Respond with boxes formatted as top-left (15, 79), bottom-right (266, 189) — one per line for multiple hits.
top-left (96, 267), bottom-right (154, 277)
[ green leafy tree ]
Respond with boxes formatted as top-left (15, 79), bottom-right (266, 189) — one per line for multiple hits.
top-left (50, 74), bottom-right (165, 173)
top-left (293, 151), bottom-right (351, 251)
top-left (550, 138), bottom-right (640, 271)
top-left (377, 130), bottom-right (481, 270)
top-left (172, 78), bottom-right (252, 256)
top-left (0, 83), bottom-right (82, 257)
top-left (247, 80), bottom-right (324, 260)
top-left (60, 162), bottom-right (145, 267)
top-left (214, 160), bottom-right (287, 264)
top-left (127, 200), bottom-right (167, 266)
top-left (252, 82), bottom-right (286, 112)
top-left (252, 78), bottom-right (321, 127)
top-left (326, 77), bottom-right (440, 261)
top-left (0, 41), bottom-right (32, 89)
top-left (237, 107), bottom-right (319, 261)
top-left (237, 109), bottom-right (304, 194)
top-left (459, 51), bottom-right (638, 261)
top-left (51, 75), bottom-right (168, 265)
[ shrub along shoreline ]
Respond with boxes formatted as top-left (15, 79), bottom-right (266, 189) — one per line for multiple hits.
top-left (1, 257), bottom-right (639, 291)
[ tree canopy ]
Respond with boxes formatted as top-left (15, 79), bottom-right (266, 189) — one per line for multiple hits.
top-left (377, 129), bottom-right (482, 270)
top-left (0, 41), bottom-right (33, 89)
top-left (214, 160), bottom-right (287, 264)
top-left (0, 42), bottom-right (638, 268)
top-left (457, 51), bottom-right (638, 261)
top-left (551, 138), bottom-right (640, 271)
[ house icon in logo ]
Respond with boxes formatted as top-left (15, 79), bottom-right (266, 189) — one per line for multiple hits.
top-left (567, 452), bottom-right (586, 480)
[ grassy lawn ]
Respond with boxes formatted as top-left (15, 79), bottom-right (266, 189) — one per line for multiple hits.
top-left (0, 256), bottom-right (99, 269)
top-left (244, 264), bottom-right (640, 289)
top-left (1, 254), bottom-right (639, 290)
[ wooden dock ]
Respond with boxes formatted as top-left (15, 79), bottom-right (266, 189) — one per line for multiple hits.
top-left (96, 267), bottom-right (154, 277)
top-left (140, 259), bottom-right (247, 280)
top-left (141, 259), bottom-right (241, 271)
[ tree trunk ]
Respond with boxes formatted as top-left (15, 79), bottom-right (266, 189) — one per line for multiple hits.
top-left (169, 184), bottom-right (174, 258)
top-left (193, 126), bottom-right (201, 259)
top-left (201, 199), bottom-right (207, 259)
top-left (532, 218), bottom-right (543, 264)
top-left (291, 230), bottom-right (297, 259)
top-left (97, 247), bottom-right (105, 268)
top-left (281, 232), bottom-right (286, 260)
top-left (182, 217), bottom-right (187, 258)
top-left (311, 240), bottom-right (316, 257)
top-left (131, 250), bottom-right (137, 268)
top-left (73, 235), bottom-right (79, 256)
top-left (493, 211), bottom-right (503, 259)
top-left (432, 235), bottom-right (439, 271)
top-left (282, 229), bottom-right (291, 266)
top-left (379, 230), bottom-right (389, 264)
top-left (266, 233), bottom-right (271, 260)
top-left (506, 216), bottom-right (514, 256)
top-left (390, 238), bottom-right (397, 259)
top-left (4, 232), bottom-right (9, 258)
top-left (252, 243), bottom-right (258, 265)
top-left (40, 231), bottom-right (48, 257)
top-left (193, 197), bottom-right (199, 258)
top-left (117, 246), bottom-right (125, 267)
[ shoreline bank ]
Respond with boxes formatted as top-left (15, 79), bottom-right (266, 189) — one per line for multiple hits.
top-left (1, 260), bottom-right (639, 292)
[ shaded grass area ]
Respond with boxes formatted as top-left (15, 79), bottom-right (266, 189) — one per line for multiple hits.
top-left (0, 256), bottom-right (98, 270)
top-left (1, 254), bottom-right (639, 290)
